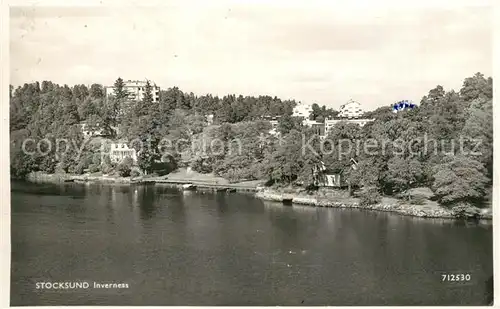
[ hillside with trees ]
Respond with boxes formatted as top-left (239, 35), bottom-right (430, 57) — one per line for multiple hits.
top-left (10, 73), bottom-right (493, 212)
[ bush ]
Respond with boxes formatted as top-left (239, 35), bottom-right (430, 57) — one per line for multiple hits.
top-left (409, 194), bottom-right (426, 205)
top-left (360, 187), bottom-right (382, 206)
top-left (117, 163), bottom-right (131, 177)
top-left (88, 163), bottom-right (100, 173)
top-left (101, 162), bottom-right (113, 174)
top-left (130, 168), bottom-right (141, 177)
top-left (116, 157), bottom-right (133, 177)
top-left (117, 165), bottom-right (131, 177)
top-left (153, 161), bottom-right (176, 176)
top-left (72, 163), bottom-right (85, 175)
top-left (191, 157), bottom-right (214, 174)
top-left (451, 202), bottom-right (481, 220)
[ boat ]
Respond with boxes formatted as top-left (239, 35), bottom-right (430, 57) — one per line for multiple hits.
top-left (181, 183), bottom-right (197, 191)
top-left (282, 198), bottom-right (293, 206)
top-left (282, 195), bottom-right (294, 205)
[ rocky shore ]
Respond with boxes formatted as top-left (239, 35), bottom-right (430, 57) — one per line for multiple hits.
top-left (255, 189), bottom-right (492, 220)
top-left (22, 172), bottom-right (492, 221)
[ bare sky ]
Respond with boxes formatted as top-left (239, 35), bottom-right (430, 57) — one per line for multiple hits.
top-left (10, 1), bottom-right (492, 110)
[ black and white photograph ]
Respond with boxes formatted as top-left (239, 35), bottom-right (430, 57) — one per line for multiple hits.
top-left (6, 0), bottom-right (495, 306)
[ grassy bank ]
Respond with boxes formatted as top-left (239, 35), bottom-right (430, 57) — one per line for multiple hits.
top-left (24, 169), bottom-right (263, 189)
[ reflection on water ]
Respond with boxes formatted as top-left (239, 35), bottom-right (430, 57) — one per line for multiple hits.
top-left (10, 182), bottom-right (493, 306)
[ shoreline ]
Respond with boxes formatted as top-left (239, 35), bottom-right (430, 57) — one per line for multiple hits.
top-left (23, 171), bottom-right (259, 192)
top-left (255, 190), bottom-right (492, 221)
top-left (21, 172), bottom-right (492, 221)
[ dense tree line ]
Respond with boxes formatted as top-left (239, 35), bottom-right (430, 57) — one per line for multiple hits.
top-left (10, 73), bottom-right (492, 211)
top-left (325, 73), bottom-right (492, 208)
top-left (309, 103), bottom-right (339, 122)
top-left (10, 79), bottom-right (297, 178)
top-left (182, 73), bottom-right (492, 210)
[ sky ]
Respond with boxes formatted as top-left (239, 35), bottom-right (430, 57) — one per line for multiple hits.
top-left (9, 1), bottom-right (492, 110)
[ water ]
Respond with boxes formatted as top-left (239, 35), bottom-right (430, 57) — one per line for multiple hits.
top-left (10, 181), bottom-right (493, 306)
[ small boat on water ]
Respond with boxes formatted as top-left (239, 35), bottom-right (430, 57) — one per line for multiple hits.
top-left (282, 197), bottom-right (293, 206)
top-left (181, 183), bottom-right (197, 191)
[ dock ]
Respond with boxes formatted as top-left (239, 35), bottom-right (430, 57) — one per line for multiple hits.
top-left (154, 179), bottom-right (258, 192)
top-left (62, 174), bottom-right (260, 192)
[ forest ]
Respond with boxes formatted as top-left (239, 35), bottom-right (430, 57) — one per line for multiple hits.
top-left (10, 73), bottom-right (493, 210)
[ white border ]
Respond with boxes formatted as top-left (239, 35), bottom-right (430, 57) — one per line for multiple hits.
top-left (1, 0), bottom-right (497, 309)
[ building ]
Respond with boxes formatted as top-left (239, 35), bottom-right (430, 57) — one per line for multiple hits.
top-left (324, 118), bottom-right (374, 135)
top-left (109, 142), bottom-right (137, 164)
top-left (313, 159), bottom-right (358, 188)
top-left (338, 100), bottom-right (365, 118)
top-left (79, 122), bottom-right (105, 138)
top-left (105, 80), bottom-right (160, 103)
top-left (302, 118), bottom-right (317, 127)
top-left (317, 172), bottom-right (346, 187)
top-left (324, 100), bottom-right (375, 135)
top-left (269, 120), bottom-right (279, 135)
top-left (310, 122), bottom-right (325, 136)
top-left (292, 103), bottom-right (313, 119)
top-left (313, 161), bottom-right (347, 188)
top-left (206, 114), bottom-right (214, 125)
top-left (302, 119), bottom-right (325, 136)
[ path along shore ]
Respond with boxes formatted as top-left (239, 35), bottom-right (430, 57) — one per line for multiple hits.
top-left (24, 171), bottom-right (492, 221)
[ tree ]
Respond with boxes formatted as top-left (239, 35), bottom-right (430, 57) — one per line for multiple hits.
top-left (264, 130), bottom-right (303, 184)
top-left (10, 129), bottom-right (37, 179)
top-left (431, 155), bottom-right (489, 205)
top-left (89, 83), bottom-right (105, 99)
top-left (309, 103), bottom-right (322, 120)
top-left (61, 98), bottom-right (80, 126)
top-left (461, 98), bottom-right (493, 179)
top-left (386, 156), bottom-right (423, 201)
top-left (309, 103), bottom-right (339, 122)
top-left (117, 157), bottom-right (133, 177)
top-left (277, 114), bottom-right (302, 135)
top-left (217, 95), bottom-right (235, 123)
top-left (113, 77), bottom-right (128, 100)
top-left (159, 87), bottom-right (183, 113)
top-left (132, 116), bottom-right (161, 175)
top-left (363, 106), bottom-right (394, 122)
top-left (135, 80), bottom-right (156, 117)
top-left (73, 84), bottom-right (89, 101)
top-left (348, 157), bottom-right (380, 188)
top-left (460, 72), bottom-right (493, 102)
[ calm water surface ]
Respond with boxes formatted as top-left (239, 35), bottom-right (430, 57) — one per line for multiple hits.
top-left (11, 182), bottom-right (493, 306)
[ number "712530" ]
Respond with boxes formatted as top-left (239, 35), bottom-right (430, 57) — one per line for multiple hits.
top-left (442, 274), bottom-right (471, 281)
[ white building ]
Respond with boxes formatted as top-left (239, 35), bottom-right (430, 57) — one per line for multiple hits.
top-left (269, 120), bottom-right (279, 135)
top-left (105, 80), bottom-right (160, 103)
top-left (324, 100), bottom-right (374, 135)
top-left (302, 118), bottom-right (321, 127)
top-left (292, 103), bottom-right (313, 119)
top-left (79, 122), bottom-right (105, 138)
top-left (206, 114), bottom-right (214, 125)
top-left (338, 100), bottom-right (365, 118)
top-left (109, 142), bottom-right (137, 164)
top-left (325, 118), bottom-right (374, 135)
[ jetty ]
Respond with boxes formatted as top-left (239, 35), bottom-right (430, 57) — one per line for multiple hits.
top-left (26, 171), bottom-right (261, 193)
top-left (154, 178), bottom-right (258, 192)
